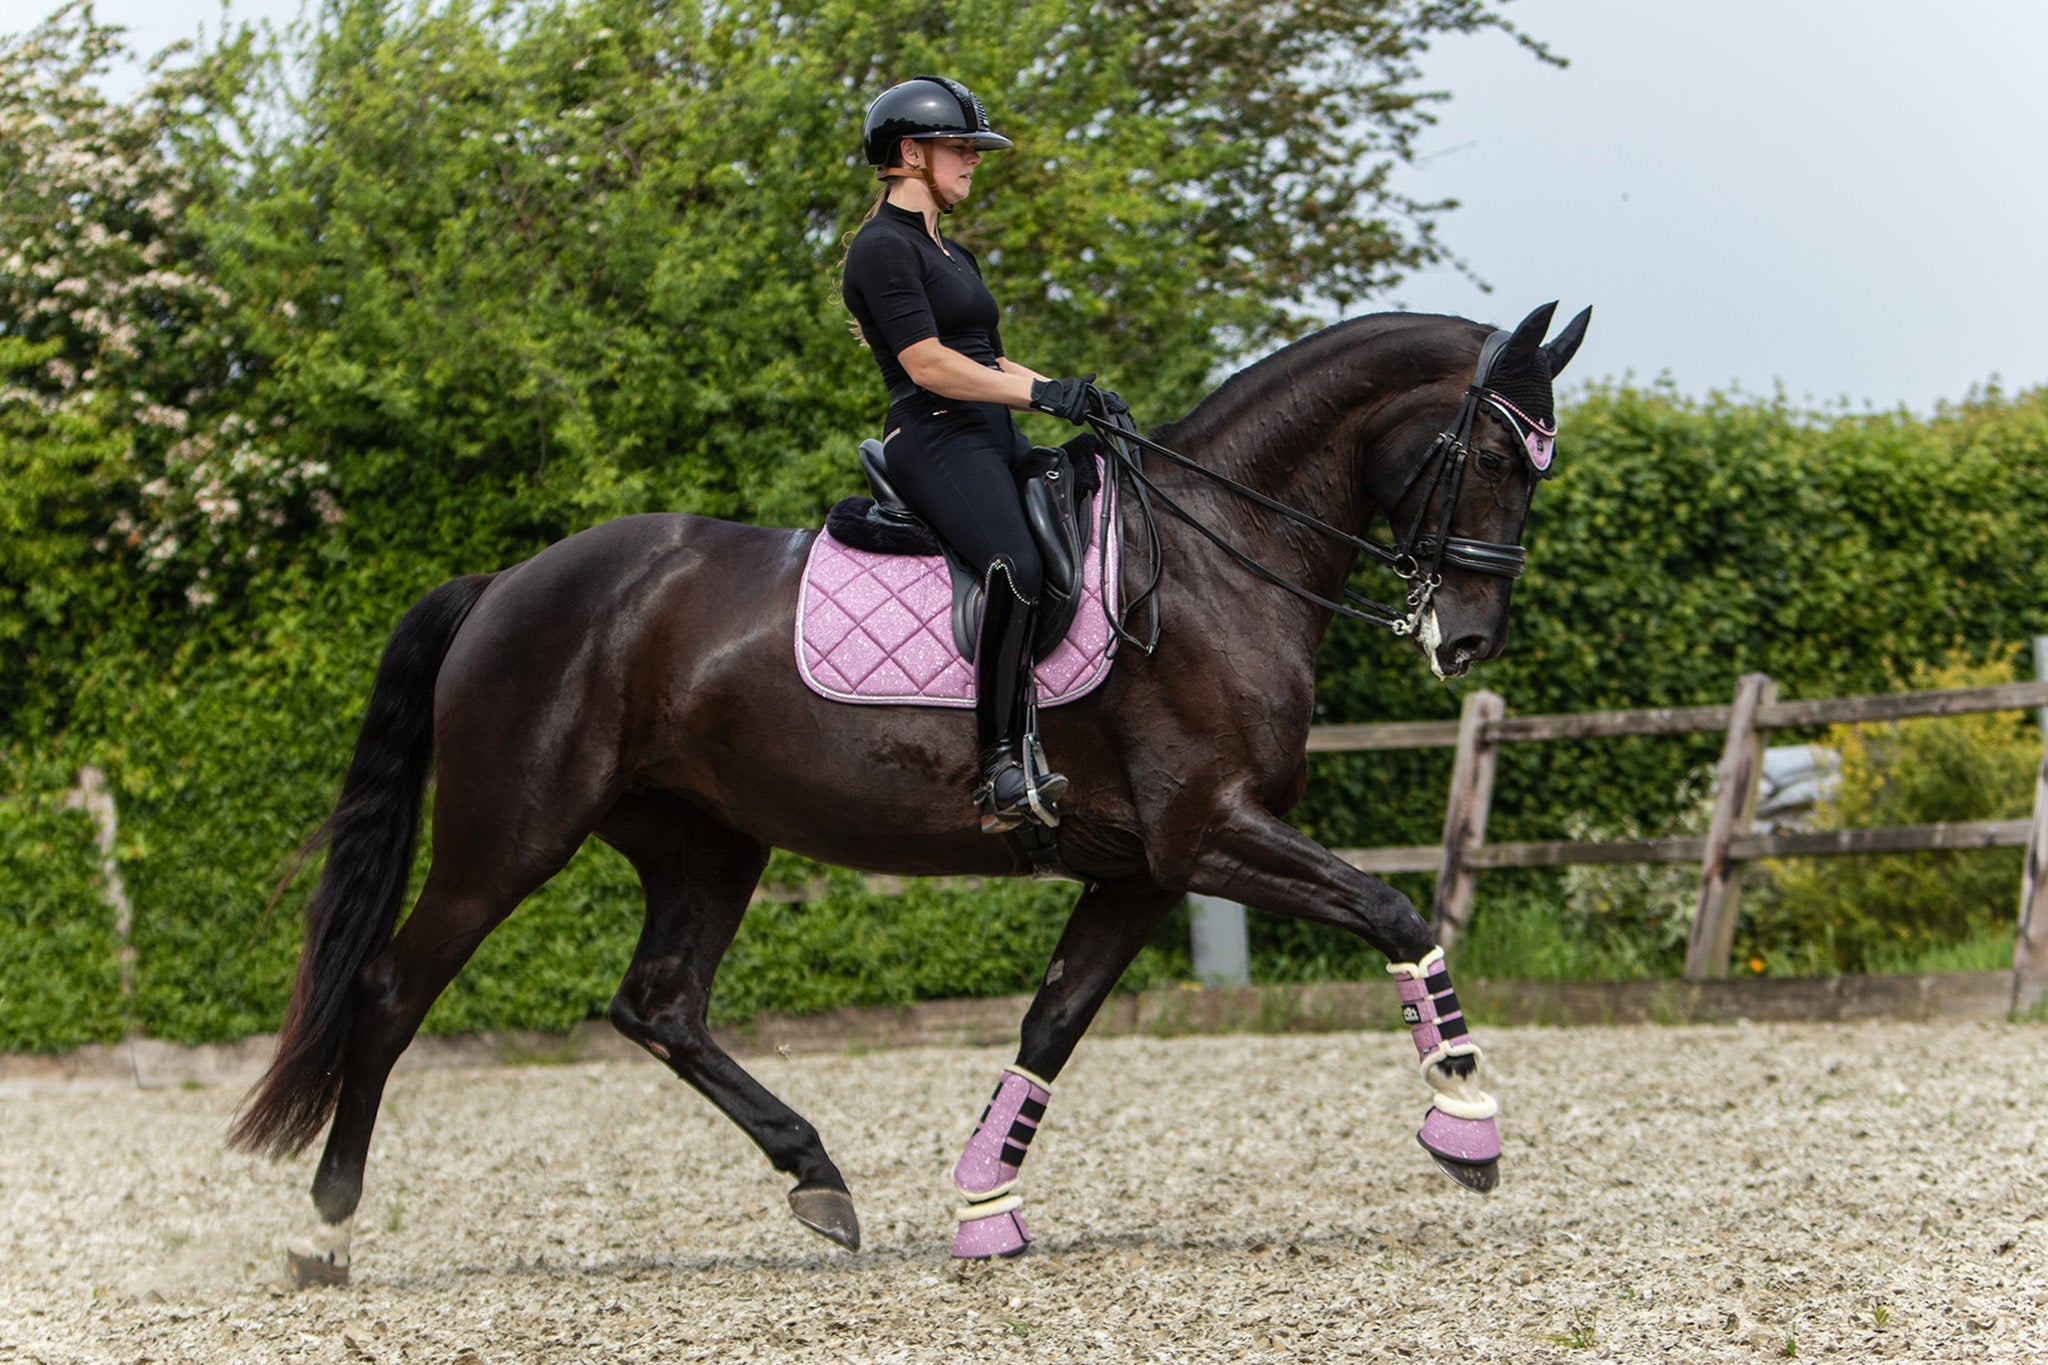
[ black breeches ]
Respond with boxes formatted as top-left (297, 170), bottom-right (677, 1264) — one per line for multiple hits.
top-left (883, 398), bottom-right (1043, 602)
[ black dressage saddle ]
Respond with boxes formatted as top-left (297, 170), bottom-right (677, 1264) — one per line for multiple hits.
top-left (825, 434), bottom-right (1103, 662)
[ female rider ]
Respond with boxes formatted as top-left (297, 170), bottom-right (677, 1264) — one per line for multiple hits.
top-left (840, 76), bottom-right (1115, 834)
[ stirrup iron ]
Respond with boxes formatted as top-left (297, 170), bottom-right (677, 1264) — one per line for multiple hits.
top-left (1024, 732), bottom-right (1061, 827)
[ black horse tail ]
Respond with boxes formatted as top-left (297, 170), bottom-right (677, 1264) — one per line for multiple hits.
top-left (228, 572), bottom-right (495, 1159)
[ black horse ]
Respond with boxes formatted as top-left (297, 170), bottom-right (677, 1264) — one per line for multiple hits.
top-left (231, 304), bottom-right (1589, 1282)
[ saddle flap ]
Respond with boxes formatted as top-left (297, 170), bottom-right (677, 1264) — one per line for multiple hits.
top-left (1021, 447), bottom-right (1091, 600)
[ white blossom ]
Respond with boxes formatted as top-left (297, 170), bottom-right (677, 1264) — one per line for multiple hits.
top-left (2, 4), bottom-right (343, 602)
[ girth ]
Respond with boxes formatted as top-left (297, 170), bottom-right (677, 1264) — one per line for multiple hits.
top-left (828, 436), bottom-right (1100, 662)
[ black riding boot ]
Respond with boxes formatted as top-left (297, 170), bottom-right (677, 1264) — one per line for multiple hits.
top-left (974, 568), bottom-right (1069, 833)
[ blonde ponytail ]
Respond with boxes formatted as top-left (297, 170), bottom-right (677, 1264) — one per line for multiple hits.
top-left (836, 187), bottom-right (892, 349)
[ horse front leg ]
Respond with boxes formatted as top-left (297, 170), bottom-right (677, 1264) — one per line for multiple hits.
top-left (1188, 804), bottom-right (1502, 1193)
top-left (948, 875), bottom-right (1181, 1258)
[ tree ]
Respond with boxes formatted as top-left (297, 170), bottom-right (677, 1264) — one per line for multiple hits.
top-left (0, 6), bottom-right (310, 728)
top-left (172, 0), bottom-right (1552, 549)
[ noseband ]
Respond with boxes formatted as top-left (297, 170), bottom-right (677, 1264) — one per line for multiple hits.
top-left (1090, 325), bottom-right (1553, 652)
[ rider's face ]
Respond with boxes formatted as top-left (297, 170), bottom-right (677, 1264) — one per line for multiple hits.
top-left (909, 138), bottom-right (982, 205)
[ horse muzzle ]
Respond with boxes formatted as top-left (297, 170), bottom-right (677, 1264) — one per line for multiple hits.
top-left (1416, 606), bottom-right (1505, 680)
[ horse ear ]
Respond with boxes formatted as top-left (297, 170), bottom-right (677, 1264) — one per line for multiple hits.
top-left (1542, 306), bottom-right (1592, 378)
top-left (1501, 302), bottom-right (1558, 362)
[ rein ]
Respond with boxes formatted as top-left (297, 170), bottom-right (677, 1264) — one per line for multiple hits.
top-left (1088, 328), bottom-right (1541, 655)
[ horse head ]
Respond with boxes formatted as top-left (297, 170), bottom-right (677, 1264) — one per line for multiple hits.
top-left (1375, 302), bottom-right (1590, 679)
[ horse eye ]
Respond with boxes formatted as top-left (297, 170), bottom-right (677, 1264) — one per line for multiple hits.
top-left (1476, 449), bottom-right (1508, 476)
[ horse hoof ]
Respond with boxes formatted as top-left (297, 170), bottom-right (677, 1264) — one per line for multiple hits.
top-left (954, 1238), bottom-right (1030, 1262)
top-left (1427, 1152), bottom-right (1500, 1194)
top-left (951, 1199), bottom-right (1031, 1259)
top-left (285, 1248), bottom-right (351, 1289)
top-left (788, 1182), bottom-right (861, 1251)
top-left (961, 1243), bottom-right (1031, 1262)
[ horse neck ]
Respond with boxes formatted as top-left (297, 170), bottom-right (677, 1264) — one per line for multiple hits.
top-left (1148, 316), bottom-right (1475, 633)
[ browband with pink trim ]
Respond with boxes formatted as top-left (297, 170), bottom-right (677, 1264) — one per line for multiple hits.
top-left (1483, 394), bottom-right (1558, 475)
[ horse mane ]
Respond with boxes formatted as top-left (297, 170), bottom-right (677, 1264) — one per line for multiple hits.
top-left (1151, 312), bottom-right (1484, 450)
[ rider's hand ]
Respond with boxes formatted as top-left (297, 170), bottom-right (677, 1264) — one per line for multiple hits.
top-left (1029, 376), bottom-right (1103, 426)
top-left (1094, 386), bottom-right (1131, 425)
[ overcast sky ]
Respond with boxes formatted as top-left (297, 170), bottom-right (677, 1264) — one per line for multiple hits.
top-left (13, 0), bottom-right (2047, 413)
top-left (1386, 1), bottom-right (2048, 413)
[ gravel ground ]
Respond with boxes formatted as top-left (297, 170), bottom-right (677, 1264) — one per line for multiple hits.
top-left (2, 1020), bottom-right (2044, 1363)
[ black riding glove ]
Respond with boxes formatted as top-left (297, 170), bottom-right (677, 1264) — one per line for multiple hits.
top-left (1029, 376), bottom-right (1103, 426)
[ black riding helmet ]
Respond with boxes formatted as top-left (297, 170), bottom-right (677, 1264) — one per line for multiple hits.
top-left (862, 76), bottom-right (1012, 166)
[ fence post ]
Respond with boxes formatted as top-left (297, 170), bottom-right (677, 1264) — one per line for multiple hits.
top-left (2015, 747), bottom-right (2048, 1014)
top-left (65, 765), bottom-right (137, 1020)
top-left (1684, 673), bottom-right (1777, 980)
top-left (1432, 689), bottom-right (1505, 951)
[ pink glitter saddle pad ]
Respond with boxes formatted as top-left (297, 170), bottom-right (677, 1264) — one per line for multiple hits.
top-left (795, 490), bottom-right (1120, 709)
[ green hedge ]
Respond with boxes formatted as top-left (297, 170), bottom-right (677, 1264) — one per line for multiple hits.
top-left (5, 387), bottom-right (2040, 1052)
top-left (1753, 654), bottom-right (2039, 974)
top-left (1312, 384), bottom-right (2048, 844)
top-left (0, 750), bottom-right (124, 1052)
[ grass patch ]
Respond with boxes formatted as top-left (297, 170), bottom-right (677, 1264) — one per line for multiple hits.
top-left (1859, 923), bottom-right (2015, 975)
top-left (1452, 893), bottom-right (1669, 982)
top-left (1539, 1311), bottom-right (1597, 1349)
top-left (707, 868), bottom-right (1191, 1027)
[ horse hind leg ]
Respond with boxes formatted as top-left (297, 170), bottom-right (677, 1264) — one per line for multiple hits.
top-left (287, 824), bottom-right (592, 1286)
top-left (599, 795), bottom-right (860, 1252)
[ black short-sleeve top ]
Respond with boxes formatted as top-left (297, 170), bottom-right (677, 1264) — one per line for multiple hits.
top-left (842, 201), bottom-right (1005, 401)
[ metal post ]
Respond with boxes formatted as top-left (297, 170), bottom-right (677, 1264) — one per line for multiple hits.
top-left (1188, 895), bottom-right (1250, 988)
top-left (2034, 635), bottom-right (2048, 737)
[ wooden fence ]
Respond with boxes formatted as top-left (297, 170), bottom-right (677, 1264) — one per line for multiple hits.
top-left (1296, 676), bottom-right (2048, 1007)
top-left (55, 681), bottom-right (2048, 1028)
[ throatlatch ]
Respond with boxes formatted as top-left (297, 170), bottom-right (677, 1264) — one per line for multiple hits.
top-left (950, 1065), bottom-right (1052, 1257)
top-left (1387, 948), bottom-right (1501, 1190)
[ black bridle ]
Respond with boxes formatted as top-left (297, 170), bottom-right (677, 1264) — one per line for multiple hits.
top-left (1087, 325), bottom-right (1551, 655)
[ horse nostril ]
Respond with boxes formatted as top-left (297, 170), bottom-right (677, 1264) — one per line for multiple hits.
top-left (1447, 634), bottom-right (1489, 666)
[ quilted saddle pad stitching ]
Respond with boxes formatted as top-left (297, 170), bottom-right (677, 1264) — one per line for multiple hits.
top-left (804, 553), bottom-right (968, 697)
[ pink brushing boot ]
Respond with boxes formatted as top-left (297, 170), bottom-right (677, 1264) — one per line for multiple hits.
top-left (949, 1065), bottom-right (1051, 1258)
top-left (1388, 947), bottom-right (1500, 1192)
